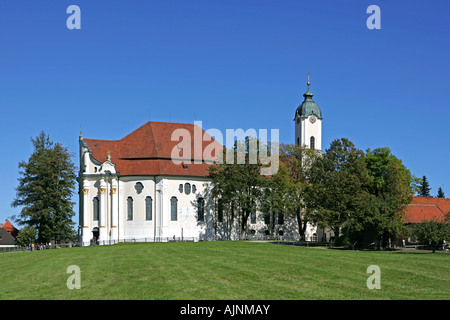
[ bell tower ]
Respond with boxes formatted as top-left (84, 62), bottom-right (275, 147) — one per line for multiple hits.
top-left (294, 75), bottom-right (323, 150)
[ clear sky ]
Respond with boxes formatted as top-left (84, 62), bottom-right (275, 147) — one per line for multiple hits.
top-left (1, 0), bottom-right (449, 227)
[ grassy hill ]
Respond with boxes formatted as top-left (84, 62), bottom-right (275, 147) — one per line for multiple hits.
top-left (0, 241), bottom-right (448, 300)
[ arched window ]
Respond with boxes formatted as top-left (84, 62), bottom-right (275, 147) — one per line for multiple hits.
top-left (170, 196), bottom-right (178, 221)
top-left (310, 136), bottom-right (315, 149)
top-left (145, 196), bottom-right (152, 221)
top-left (217, 199), bottom-right (223, 223)
top-left (198, 197), bottom-right (205, 222)
top-left (93, 197), bottom-right (99, 221)
top-left (250, 202), bottom-right (256, 224)
top-left (178, 184), bottom-right (183, 193)
top-left (127, 197), bottom-right (133, 220)
top-left (278, 212), bottom-right (284, 225)
top-left (184, 183), bottom-right (191, 195)
top-left (192, 184), bottom-right (197, 194)
top-left (264, 212), bottom-right (271, 225)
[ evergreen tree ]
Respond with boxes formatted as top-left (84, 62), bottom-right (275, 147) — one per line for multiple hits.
top-left (437, 187), bottom-right (445, 198)
top-left (419, 175), bottom-right (431, 197)
top-left (11, 132), bottom-right (77, 243)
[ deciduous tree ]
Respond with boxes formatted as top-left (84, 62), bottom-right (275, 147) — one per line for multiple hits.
top-left (209, 137), bottom-right (268, 239)
top-left (263, 144), bottom-right (320, 240)
top-left (413, 216), bottom-right (450, 253)
top-left (359, 147), bottom-right (414, 248)
top-left (303, 138), bottom-right (370, 243)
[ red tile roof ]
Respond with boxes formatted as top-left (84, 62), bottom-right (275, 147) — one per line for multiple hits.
top-left (2, 219), bottom-right (19, 238)
top-left (403, 197), bottom-right (450, 223)
top-left (83, 121), bottom-right (223, 177)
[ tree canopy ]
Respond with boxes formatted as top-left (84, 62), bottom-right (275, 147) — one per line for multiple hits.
top-left (358, 147), bottom-right (414, 247)
top-left (261, 144), bottom-right (321, 240)
top-left (209, 137), bottom-right (268, 239)
top-left (413, 215), bottom-right (450, 253)
top-left (303, 138), bottom-right (370, 243)
top-left (303, 141), bottom-right (413, 248)
top-left (209, 135), bottom-right (418, 249)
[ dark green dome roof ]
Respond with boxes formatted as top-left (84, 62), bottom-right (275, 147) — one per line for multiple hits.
top-left (295, 87), bottom-right (322, 119)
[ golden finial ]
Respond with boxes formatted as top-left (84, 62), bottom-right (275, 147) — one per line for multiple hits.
top-left (107, 150), bottom-right (111, 160)
top-left (307, 72), bottom-right (311, 88)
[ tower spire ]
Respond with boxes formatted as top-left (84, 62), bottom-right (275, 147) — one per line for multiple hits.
top-left (307, 72), bottom-right (310, 89)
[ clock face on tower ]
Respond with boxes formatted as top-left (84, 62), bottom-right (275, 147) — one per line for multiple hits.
top-left (309, 115), bottom-right (316, 124)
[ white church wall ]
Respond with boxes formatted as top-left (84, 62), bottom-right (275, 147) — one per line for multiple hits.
top-left (163, 176), bottom-right (213, 241)
top-left (119, 176), bottom-right (156, 240)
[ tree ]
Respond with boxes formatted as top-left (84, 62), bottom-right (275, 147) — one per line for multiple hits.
top-left (260, 160), bottom-right (295, 238)
top-left (11, 132), bottom-right (77, 243)
top-left (263, 144), bottom-right (321, 241)
top-left (413, 216), bottom-right (450, 253)
top-left (411, 175), bottom-right (423, 196)
top-left (437, 187), bottom-right (445, 198)
top-left (209, 137), bottom-right (268, 239)
top-left (359, 147), bottom-right (414, 248)
top-left (303, 138), bottom-right (370, 243)
top-left (418, 175), bottom-right (431, 197)
top-left (16, 226), bottom-right (38, 247)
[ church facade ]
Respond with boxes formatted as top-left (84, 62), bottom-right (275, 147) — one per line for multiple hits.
top-left (78, 83), bottom-right (327, 245)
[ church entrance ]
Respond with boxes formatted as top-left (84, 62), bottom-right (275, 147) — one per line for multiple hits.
top-left (92, 227), bottom-right (99, 245)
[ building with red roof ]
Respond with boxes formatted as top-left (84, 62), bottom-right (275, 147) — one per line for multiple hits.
top-left (0, 220), bottom-right (19, 246)
top-left (78, 121), bottom-right (224, 244)
top-left (403, 196), bottom-right (450, 224)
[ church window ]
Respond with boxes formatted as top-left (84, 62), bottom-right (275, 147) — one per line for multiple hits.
top-left (127, 197), bottom-right (133, 220)
top-left (184, 183), bottom-right (191, 195)
top-left (198, 197), bottom-right (205, 222)
top-left (179, 184), bottom-right (183, 193)
top-left (93, 197), bottom-right (99, 221)
top-left (217, 199), bottom-right (223, 223)
top-left (192, 184), bottom-right (197, 194)
top-left (264, 211), bottom-right (271, 225)
top-left (135, 182), bottom-right (144, 194)
top-left (145, 196), bottom-right (152, 221)
top-left (134, 182), bottom-right (144, 194)
top-left (278, 212), bottom-right (284, 225)
top-left (231, 201), bottom-right (235, 222)
top-left (310, 136), bottom-right (315, 149)
top-left (170, 196), bottom-right (178, 221)
top-left (250, 202), bottom-right (256, 224)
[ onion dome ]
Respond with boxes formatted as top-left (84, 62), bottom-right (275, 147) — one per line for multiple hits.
top-left (294, 80), bottom-right (322, 120)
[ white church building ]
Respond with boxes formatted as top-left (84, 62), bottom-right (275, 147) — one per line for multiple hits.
top-left (78, 82), bottom-right (328, 245)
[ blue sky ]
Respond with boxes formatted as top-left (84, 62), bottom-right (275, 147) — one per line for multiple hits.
top-left (1, 0), bottom-right (449, 227)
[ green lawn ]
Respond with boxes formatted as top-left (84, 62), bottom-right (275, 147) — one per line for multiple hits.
top-left (0, 241), bottom-right (448, 300)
